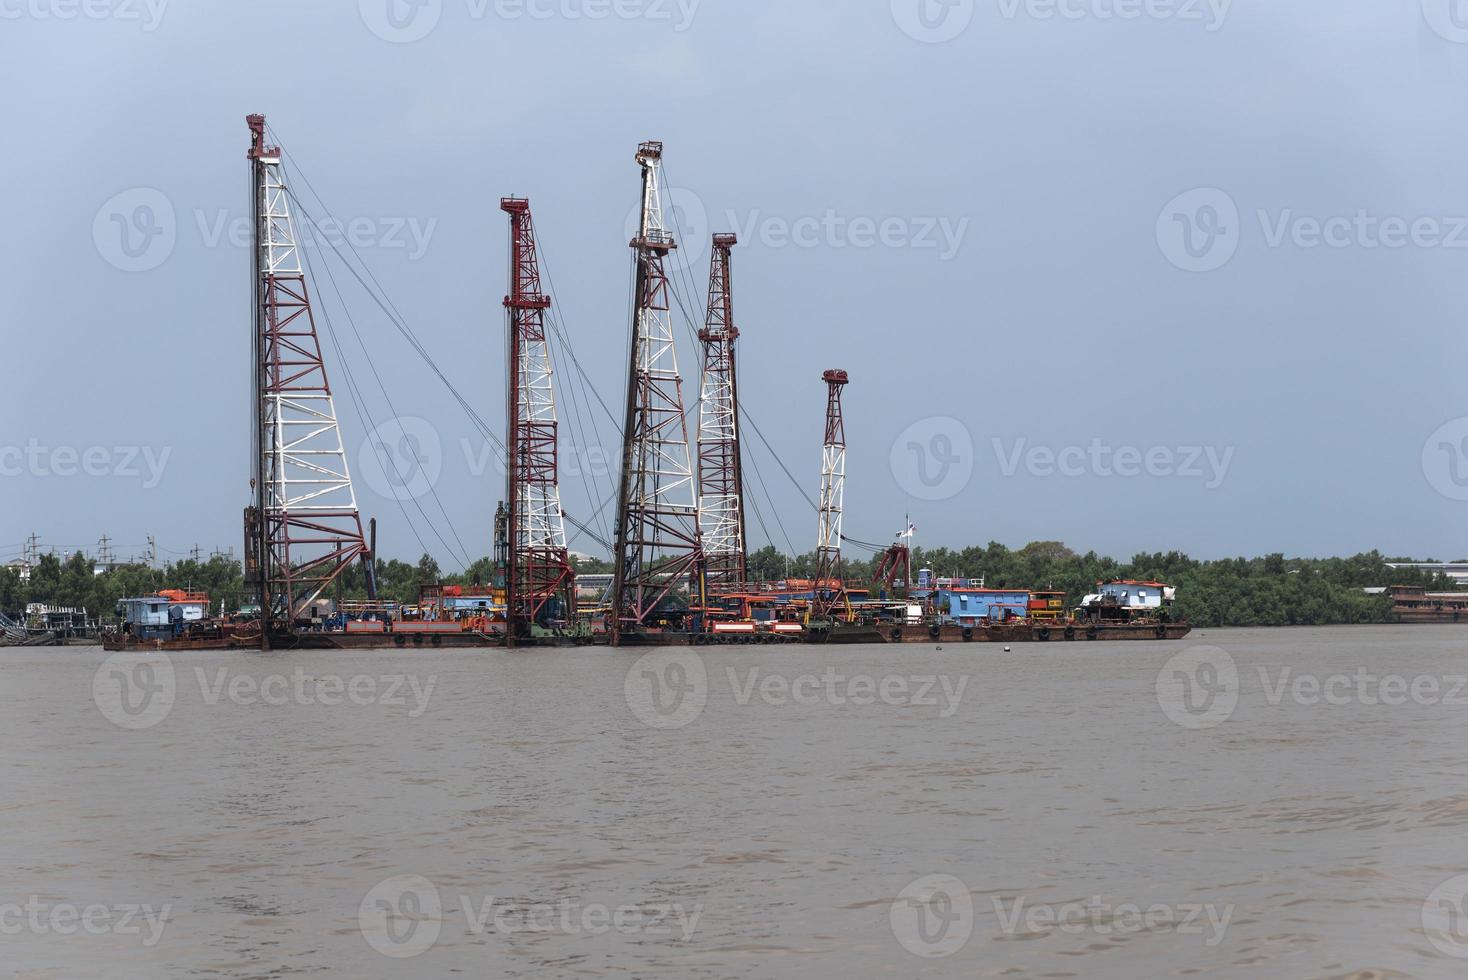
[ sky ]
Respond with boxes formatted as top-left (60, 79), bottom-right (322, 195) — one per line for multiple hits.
top-left (3, 0), bottom-right (1468, 570)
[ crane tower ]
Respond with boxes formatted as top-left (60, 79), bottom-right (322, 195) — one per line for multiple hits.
top-left (810, 370), bottom-right (850, 624)
top-left (697, 233), bottom-right (747, 588)
top-left (610, 141), bottom-right (706, 644)
top-left (501, 197), bottom-right (576, 645)
top-left (242, 114), bottom-right (375, 645)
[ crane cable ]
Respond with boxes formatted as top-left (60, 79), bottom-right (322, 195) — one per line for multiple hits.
top-left (275, 134), bottom-right (615, 555)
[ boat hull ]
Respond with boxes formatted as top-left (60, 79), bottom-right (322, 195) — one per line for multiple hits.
top-left (101, 630), bottom-right (516, 652)
top-left (99, 621), bottom-right (1192, 651)
top-left (813, 622), bottom-right (1193, 644)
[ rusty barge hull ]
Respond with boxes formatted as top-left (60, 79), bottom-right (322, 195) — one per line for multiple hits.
top-left (101, 621), bottom-right (1193, 652)
top-left (101, 630), bottom-right (585, 652)
top-left (814, 622), bottom-right (1193, 645)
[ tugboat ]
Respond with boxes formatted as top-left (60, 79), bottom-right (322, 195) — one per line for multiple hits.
top-left (103, 592), bottom-right (257, 651)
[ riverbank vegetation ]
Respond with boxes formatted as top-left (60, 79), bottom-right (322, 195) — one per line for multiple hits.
top-left (0, 542), bottom-right (1454, 627)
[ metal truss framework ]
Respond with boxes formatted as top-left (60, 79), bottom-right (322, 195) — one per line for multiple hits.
top-left (873, 543), bottom-right (912, 592)
top-left (811, 370), bottom-right (851, 623)
top-left (611, 141), bottom-right (706, 643)
top-left (246, 114), bottom-right (373, 633)
top-left (697, 233), bottom-right (747, 588)
top-left (501, 197), bottom-right (575, 643)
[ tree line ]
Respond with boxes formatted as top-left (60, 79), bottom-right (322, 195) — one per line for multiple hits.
top-left (0, 542), bottom-right (1453, 627)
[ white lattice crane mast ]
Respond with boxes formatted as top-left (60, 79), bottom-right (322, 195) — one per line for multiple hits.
top-left (697, 233), bottom-right (747, 589)
top-left (810, 370), bottom-right (851, 624)
top-left (243, 114), bottom-right (375, 646)
top-left (610, 141), bottom-right (706, 644)
top-left (501, 197), bottom-right (576, 645)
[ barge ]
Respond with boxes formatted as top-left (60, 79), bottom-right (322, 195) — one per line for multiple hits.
top-left (812, 620), bottom-right (1192, 645)
top-left (809, 576), bottom-right (1191, 645)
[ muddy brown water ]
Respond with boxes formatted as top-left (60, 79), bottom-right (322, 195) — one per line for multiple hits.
top-left (3, 626), bottom-right (1467, 978)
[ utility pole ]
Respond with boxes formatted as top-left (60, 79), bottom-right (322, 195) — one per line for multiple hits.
top-left (697, 232), bottom-right (747, 589)
top-left (610, 141), bottom-right (705, 645)
top-left (97, 535), bottom-right (114, 568)
top-left (23, 533), bottom-right (39, 575)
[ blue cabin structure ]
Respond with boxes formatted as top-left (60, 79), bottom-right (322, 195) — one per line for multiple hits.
top-left (935, 588), bottom-right (1031, 626)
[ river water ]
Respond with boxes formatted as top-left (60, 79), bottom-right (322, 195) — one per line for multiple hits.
top-left (4, 626), bottom-right (1468, 978)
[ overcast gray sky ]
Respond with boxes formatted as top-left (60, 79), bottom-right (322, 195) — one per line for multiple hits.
top-left (3, 0), bottom-right (1468, 569)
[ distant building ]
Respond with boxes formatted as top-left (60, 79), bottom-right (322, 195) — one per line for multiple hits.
top-left (1385, 563), bottom-right (1468, 586)
top-left (4, 560), bottom-right (30, 583)
top-left (576, 573), bottom-right (614, 601)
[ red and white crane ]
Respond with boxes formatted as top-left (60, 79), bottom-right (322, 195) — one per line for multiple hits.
top-left (243, 114), bottom-right (375, 646)
top-left (697, 233), bottom-right (747, 589)
top-left (610, 141), bottom-right (706, 644)
top-left (810, 369), bottom-right (851, 623)
top-left (501, 197), bottom-right (576, 645)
